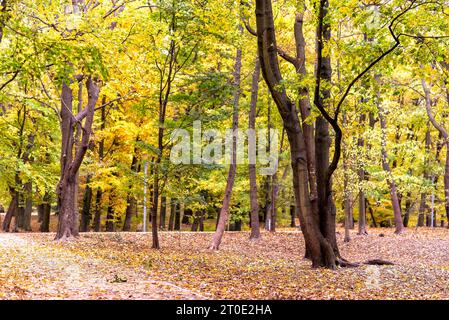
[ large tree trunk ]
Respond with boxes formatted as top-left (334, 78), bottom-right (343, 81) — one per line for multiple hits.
top-left (55, 76), bottom-right (100, 240)
top-left (255, 0), bottom-right (340, 268)
top-left (209, 27), bottom-right (243, 250)
top-left (313, 0), bottom-right (340, 257)
top-left (249, 58), bottom-right (261, 240)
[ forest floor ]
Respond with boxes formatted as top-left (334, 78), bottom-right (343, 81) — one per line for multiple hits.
top-left (0, 227), bottom-right (449, 299)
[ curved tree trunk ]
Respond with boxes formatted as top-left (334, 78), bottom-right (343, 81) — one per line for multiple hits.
top-left (209, 26), bottom-right (242, 250)
top-left (422, 78), bottom-right (449, 228)
top-left (255, 0), bottom-right (339, 268)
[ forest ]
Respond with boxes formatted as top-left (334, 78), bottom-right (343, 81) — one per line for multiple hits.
top-left (0, 0), bottom-right (449, 300)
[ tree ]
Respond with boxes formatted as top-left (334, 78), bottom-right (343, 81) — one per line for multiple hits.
top-left (56, 76), bottom-right (100, 240)
top-left (209, 26), bottom-right (243, 250)
top-left (249, 57), bottom-right (261, 240)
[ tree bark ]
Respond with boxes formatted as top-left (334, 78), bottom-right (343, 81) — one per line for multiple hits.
top-left (174, 201), bottom-right (181, 231)
top-left (182, 208), bottom-right (193, 225)
top-left (314, 0), bottom-right (340, 256)
top-left (376, 77), bottom-right (403, 234)
top-left (249, 58), bottom-right (261, 240)
top-left (92, 96), bottom-right (106, 232)
top-left (159, 196), bottom-right (167, 230)
top-left (123, 148), bottom-right (139, 231)
top-left (105, 193), bottom-right (115, 232)
top-left (422, 79), bottom-right (449, 227)
top-left (168, 198), bottom-right (175, 231)
top-left (290, 203), bottom-right (296, 227)
top-left (209, 26), bottom-right (243, 250)
top-left (80, 174), bottom-right (92, 232)
top-left (39, 192), bottom-right (51, 232)
top-left (2, 188), bottom-right (17, 232)
top-left (342, 113), bottom-right (352, 242)
top-left (358, 113), bottom-right (368, 234)
top-left (255, 0), bottom-right (340, 268)
top-left (403, 192), bottom-right (412, 227)
top-left (55, 76), bottom-right (100, 240)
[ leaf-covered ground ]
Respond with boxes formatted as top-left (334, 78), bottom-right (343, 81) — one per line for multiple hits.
top-left (1, 227), bottom-right (449, 299)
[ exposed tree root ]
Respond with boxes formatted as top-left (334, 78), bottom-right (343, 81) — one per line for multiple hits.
top-left (336, 257), bottom-right (360, 268)
top-left (364, 259), bottom-right (394, 266)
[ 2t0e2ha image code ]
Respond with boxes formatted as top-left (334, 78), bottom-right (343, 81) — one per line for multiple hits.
top-left (176, 304), bottom-right (272, 317)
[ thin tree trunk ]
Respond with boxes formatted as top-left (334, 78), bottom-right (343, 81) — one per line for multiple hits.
top-left (422, 78), bottom-right (449, 228)
top-left (290, 203), bottom-right (296, 227)
top-left (191, 210), bottom-right (203, 232)
top-left (199, 210), bottom-right (205, 231)
top-left (209, 26), bottom-right (243, 250)
top-left (418, 127), bottom-right (431, 227)
top-left (249, 57), bottom-right (261, 240)
top-left (376, 75), bottom-right (403, 234)
top-left (39, 193), bottom-right (51, 232)
top-left (357, 114), bottom-right (368, 235)
top-left (342, 114), bottom-right (351, 242)
top-left (403, 192), bottom-right (412, 227)
top-left (80, 174), bottom-right (93, 232)
top-left (174, 201), bottom-right (181, 231)
top-left (123, 148), bottom-right (139, 231)
top-left (365, 199), bottom-right (377, 228)
top-left (92, 96), bottom-right (106, 232)
top-left (159, 196), bottom-right (167, 230)
top-left (105, 193), bottom-right (115, 232)
top-left (168, 198), bottom-right (175, 231)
